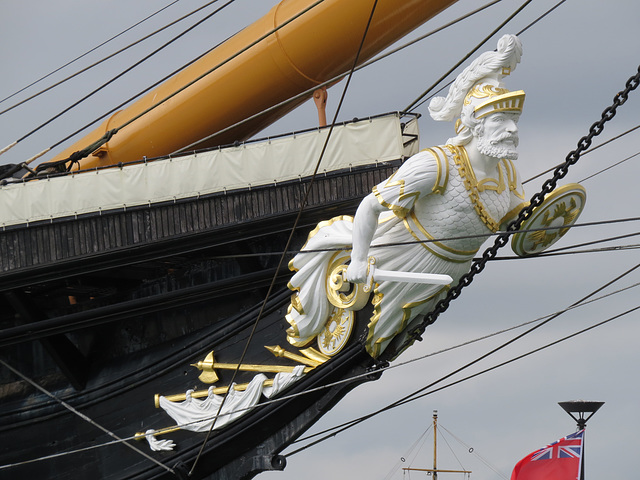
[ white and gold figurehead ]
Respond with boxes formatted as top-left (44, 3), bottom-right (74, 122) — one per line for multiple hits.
top-left (286, 35), bottom-right (532, 359)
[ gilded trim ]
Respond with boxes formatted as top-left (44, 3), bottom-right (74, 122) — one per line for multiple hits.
top-left (325, 252), bottom-right (370, 310)
top-left (500, 201), bottom-right (528, 229)
top-left (502, 158), bottom-right (525, 200)
top-left (477, 164), bottom-right (505, 193)
top-left (448, 145), bottom-right (501, 232)
top-left (373, 187), bottom-right (411, 219)
top-left (285, 311), bottom-right (300, 337)
top-left (300, 347), bottom-right (331, 363)
top-left (365, 285), bottom-right (449, 358)
top-left (286, 331), bottom-right (315, 348)
top-left (364, 289), bottom-right (384, 357)
top-left (290, 293), bottom-right (304, 315)
top-left (464, 84), bottom-right (509, 105)
top-left (377, 211), bottom-right (398, 225)
top-left (423, 147), bottom-right (449, 195)
top-left (459, 150), bottom-right (506, 194)
top-left (297, 215), bottom-right (354, 251)
top-left (265, 345), bottom-right (323, 367)
top-left (474, 90), bottom-right (526, 119)
top-left (403, 213), bottom-right (478, 263)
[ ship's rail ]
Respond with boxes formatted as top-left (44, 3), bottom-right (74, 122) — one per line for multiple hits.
top-left (0, 113), bottom-right (418, 228)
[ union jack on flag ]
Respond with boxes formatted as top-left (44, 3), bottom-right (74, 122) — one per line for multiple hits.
top-left (531, 430), bottom-right (583, 461)
top-left (511, 430), bottom-right (584, 480)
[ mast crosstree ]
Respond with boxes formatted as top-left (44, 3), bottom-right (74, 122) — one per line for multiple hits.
top-left (402, 411), bottom-right (472, 479)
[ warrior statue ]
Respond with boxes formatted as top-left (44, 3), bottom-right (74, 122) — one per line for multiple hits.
top-left (286, 34), bottom-right (528, 358)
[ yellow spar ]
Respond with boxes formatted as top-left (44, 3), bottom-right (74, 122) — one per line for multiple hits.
top-left (46, 0), bottom-right (459, 171)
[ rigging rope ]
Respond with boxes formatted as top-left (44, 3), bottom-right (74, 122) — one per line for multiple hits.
top-left (192, 228), bottom-right (640, 264)
top-left (523, 124), bottom-right (640, 185)
top-left (285, 216), bottom-right (640, 262)
top-left (404, 0), bottom-right (534, 113)
top-left (6, 0), bottom-right (238, 168)
top-left (170, 0), bottom-right (507, 155)
top-left (405, 0), bottom-right (568, 114)
top-left (289, 262), bottom-right (640, 443)
top-left (392, 63), bottom-right (640, 360)
top-left (0, 0), bottom-right (179, 108)
top-left (32, 0), bottom-right (327, 176)
top-left (496, 242), bottom-right (640, 260)
top-left (286, 298), bottom-right (640, 457)
top-left (1, 2), bottom-right (232, 165)
top-left (5, 0), bottom-right (528, 171)
top-left (2, 4), bottom-right (638, 474)
top-left (174, 0), bottom-right (568, 156)
top-left (187, 0), bottom-right (380, 475)
top-left (578, 149), bottom-right (640, 183)
top-left (130, 264), bottom-right (632, 455)
top-left (0, 359), bottom-right (175, 475)
top-left (438, 427), bottom-right (470, 474)
top-left (438, 424), bottom-right (509, 480)
top-left (3, 273), bottom-right (637, 470)
top-left (141, 217), bottom-right (640, 266)
top-left (14, 0), bottom-right (503, 172)
top-left (280, 79), bottom-right (639, 460)
top-left (382, 425), bottom-right (433, 480)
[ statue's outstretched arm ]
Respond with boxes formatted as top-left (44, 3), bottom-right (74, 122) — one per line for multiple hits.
top-left (346, 192), bottom-right (386, 283)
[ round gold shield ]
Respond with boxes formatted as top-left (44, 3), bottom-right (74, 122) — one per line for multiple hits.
top-left (511, 183), bottom-right (586, 257)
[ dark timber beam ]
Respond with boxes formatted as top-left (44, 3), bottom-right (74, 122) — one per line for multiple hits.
top-left (3, 291), bottom-right (89, 390)
top-left (0, 265), bottom-right (291, 348)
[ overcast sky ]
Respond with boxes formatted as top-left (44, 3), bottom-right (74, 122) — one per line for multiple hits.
top-left (1, 1), bottom-right (639, 479)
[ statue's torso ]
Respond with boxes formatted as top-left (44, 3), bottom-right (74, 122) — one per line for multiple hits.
top-left (400, 145), bottom-right (521, 262)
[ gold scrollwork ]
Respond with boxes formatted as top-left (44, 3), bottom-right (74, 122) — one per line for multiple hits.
top-left (463, 84), bottom-right (509, 105)
top-left (325, 253), bottom-right (371, 311)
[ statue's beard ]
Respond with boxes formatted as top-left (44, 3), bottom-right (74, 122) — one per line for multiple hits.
top-left (476, 133), bottom-right (519, 160)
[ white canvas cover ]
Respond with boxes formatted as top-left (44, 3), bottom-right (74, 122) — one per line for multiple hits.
top-left (0, 113), bottom-right (418, 227)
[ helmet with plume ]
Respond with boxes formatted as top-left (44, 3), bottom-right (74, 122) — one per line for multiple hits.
top-left (428, 34), bottom-right (525, 145)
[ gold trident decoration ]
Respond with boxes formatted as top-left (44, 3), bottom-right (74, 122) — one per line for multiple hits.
top-left (264, 345), bottom-right (323, 367)
top-left (192, 350), bottom-right (315, 384)
top-left (146, 345), bottom-right (329, 439)
top-left (153, 378), bottom-right (277, 408)
top-left (154, 345), bottom-right (326, 407)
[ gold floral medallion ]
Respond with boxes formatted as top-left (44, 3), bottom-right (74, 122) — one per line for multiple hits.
top-left (317, 307), bottom-right (354, 356)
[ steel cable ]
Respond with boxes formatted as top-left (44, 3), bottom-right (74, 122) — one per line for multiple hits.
top-left (187, 0), bottom-right (380, 475)
top-left (0, 0), bottom-right (180, 108)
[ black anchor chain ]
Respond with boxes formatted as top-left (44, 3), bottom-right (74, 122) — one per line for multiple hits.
top-left (401, 64), bottom-right (640, 352)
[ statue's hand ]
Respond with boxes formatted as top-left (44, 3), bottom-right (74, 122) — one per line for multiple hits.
top-left (346, 258), bottom-right (369, 284)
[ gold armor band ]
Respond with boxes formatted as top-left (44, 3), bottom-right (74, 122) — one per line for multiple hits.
top-left (423, 147), bottom-right (449, 195)
top-left (403, 212), bottom-right (478, 263)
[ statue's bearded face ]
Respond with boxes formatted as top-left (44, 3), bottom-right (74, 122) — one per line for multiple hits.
top-left (474, 112), bottom-right (520, 160)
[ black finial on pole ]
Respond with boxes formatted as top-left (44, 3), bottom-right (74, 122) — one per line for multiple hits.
top-left (558, 400), bottom-right (604, 430)
top-left (558, 400), bottom-right (604, 480)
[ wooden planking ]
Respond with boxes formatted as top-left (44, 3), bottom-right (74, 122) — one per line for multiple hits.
top-left (0, 165), bottom-right (396, 273)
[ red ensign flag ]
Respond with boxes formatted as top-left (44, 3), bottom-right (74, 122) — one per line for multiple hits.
top-left (511, 430), bottom-right (584, 480)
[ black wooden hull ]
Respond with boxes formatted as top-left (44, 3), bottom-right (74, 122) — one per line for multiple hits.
top-left (0, 160), bottom-right (397, 478)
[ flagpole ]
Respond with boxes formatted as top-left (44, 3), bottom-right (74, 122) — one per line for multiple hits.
top-left (558, 400), bottom-right (604, 480)
top-left (433, 410), bottom-right (438, 480)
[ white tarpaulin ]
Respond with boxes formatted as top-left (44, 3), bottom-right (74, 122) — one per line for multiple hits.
top-left (0, 114), bottom-right (418, 227)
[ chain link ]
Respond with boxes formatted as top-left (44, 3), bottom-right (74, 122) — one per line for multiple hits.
top-left (394, 65), bottom-right (640, 352)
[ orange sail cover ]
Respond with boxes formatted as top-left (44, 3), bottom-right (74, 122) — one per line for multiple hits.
top-left (51, 0), bottom-right (458, 171)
